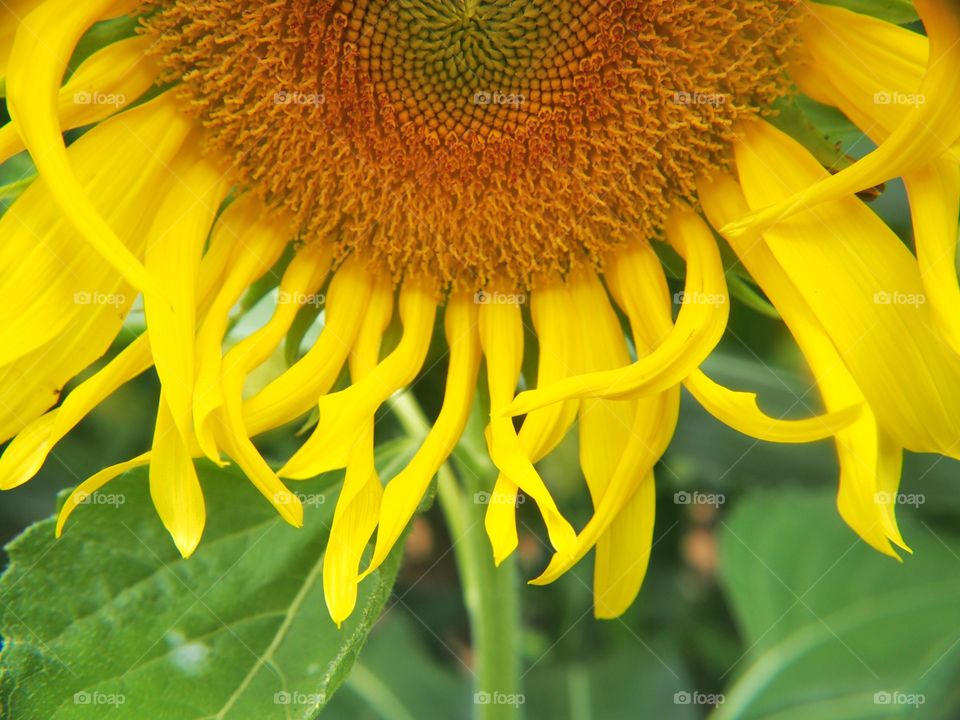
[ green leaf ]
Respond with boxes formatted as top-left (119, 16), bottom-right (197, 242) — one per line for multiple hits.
top-left (0, 439), bottom-right (417, 719)
top-left (816, 0), bottom-right (919, 24)
top-left (715, 490), bottom-right (960, 719)
top-left (324, 615), bottom-right (471, 719)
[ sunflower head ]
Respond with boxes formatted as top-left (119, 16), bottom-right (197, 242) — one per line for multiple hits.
top-left (145, 0), bottom-right (798, 287)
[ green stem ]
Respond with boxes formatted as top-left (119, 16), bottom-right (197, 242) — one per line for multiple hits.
top-left (390, 393), bottom-right (524, 720)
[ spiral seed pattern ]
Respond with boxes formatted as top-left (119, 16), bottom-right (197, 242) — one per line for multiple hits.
top-left (145, 0), bottom-right (798, 287)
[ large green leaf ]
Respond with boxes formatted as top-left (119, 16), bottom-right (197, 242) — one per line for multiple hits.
top-left (715, 491), bottom-right (960, 719)
top-left (0, 440), bottom-right (416, 719)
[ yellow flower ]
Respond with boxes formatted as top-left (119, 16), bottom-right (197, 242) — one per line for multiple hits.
top-left (1, 0), bottom-right (958, 625)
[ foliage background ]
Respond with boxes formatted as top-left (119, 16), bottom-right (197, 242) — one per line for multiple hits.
top-left (2, 2), bottom-right (960, 718)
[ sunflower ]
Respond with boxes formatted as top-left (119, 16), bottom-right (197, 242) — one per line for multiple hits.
top-left (1, 0), bottom-right (959, 626)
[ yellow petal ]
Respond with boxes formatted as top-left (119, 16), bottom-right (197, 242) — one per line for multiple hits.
top-left (144, 152), bottom-right (228, 442)
top-left (732, 119), bottom-right (960, 458)
top-left (242, 257), bottom-right (371, 435)
top-left (0, 0), bottom-right (47, 78)
top-left (0, 98), bottom-right (192, 443)
top-left (723, 0), bottom-right (960, 237)
top-left (56, 453), bottom-right (150, 537)
top-left (479, 296), bottom-right (577, 561)
top-left (904, 161), bottom-right (960, 355)
top-left (324, 433), bottom-right (383, 627)
top-left (192, 197), bottom-right (290, 463)
top-left (506, 205), bottom-right (728, 415)
top-left (213, 247), bottom-right (332, 528)
top-left (532, 273), bottom-right (679, 588)
top-left (279, 274), bottom-right (396, 479)
top-left (700, 171), bottom-right (907, 556)
top-left (280, 278), bottom-right (436, 479)
top-left (150, 396), bottom-right (206, 558)
top-left (593, 473), bottom-right (656, 619)
top-left (0, 35), bottom-right (158, 164)
top-left (485, 280), bottom-right (580, 563)
top-left (7, 0), bottom-right (163, 298)
top-left (0, 334), bottom-right (151, 490)
top-left (361, 293), bottom-right (481, 579)
top-left (324, 289), bottom-right (391, 626)
top-left (684, 370), bottom-right (861, 443)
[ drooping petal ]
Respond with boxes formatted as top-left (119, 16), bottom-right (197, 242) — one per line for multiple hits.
top-left (505, 205), bottom-right (728, 415)
top-left (903, 161), bottom-right (960, 355)
top-left (192, 197), bottom-right (290, 463)
top-left (55, 454), bottom-right (149, 537)
top-left (0, 98), bottom-right (192, 443)
top-left (212, 246), bottom-right (332, 528)
top-left (6, 0), bottom-right (162, 297)
top-left (242, 257), bottom-right (371, 435)
top-left (533, 270), bottom-right (680, 598)
top-left (0, 36), bottom-right (159, 164)
top-left (280, 278), bottom-right (437, 479)
top-left (700, 171), bottom-right (907, 556)
top-left (150, 396), bottom-right (206, 558)
top-left (322, 278), bottom-right (395, 626)
top-left (485, 280), bottom-right (580, 563)
top-left (723, 0), bottom-right (960, 238)
top-left (361, 292), bottom-right (481, 579)
top-left (144, 152), bottom-right (228, 442)
top-left (732, 119), bottom-right (960, 459)
top-left (479, 295), bottom-right (576, 560)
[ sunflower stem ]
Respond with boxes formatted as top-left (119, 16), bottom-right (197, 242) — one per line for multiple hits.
top-left (390, 392), bottom-right (524, 719)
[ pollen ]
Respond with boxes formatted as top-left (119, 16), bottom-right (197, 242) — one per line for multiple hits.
top-left (144, 0), bottom-right (798, 288)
